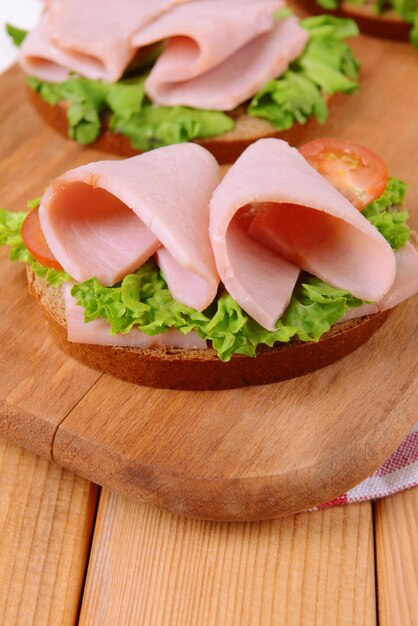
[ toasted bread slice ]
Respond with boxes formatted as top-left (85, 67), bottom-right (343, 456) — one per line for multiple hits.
top-left (27, 87), bottom-right (325, 164)
top-left (26, 267), bottom-right (390, 390)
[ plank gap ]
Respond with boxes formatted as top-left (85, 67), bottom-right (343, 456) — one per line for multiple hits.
top-left (50, 373), bottom-right (105, 463)
top-left (74, 486), bottom-right (103, 626)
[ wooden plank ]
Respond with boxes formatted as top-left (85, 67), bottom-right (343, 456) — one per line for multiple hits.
top-left (0, 437), bottom-right (99, 626)
top-left (375, 487), bottom-right (418, 626)
top-left (79, 492), bottom-right (376, 626)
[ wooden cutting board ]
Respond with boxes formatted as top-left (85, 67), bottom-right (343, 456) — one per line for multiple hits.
top-left (1, 34), bottom-right (417, 521)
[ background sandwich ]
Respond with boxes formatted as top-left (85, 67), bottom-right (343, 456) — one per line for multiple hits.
top-left (300, 0), bottom-right (418, 45)
top-left (8, 0), bottom-right (361, 162)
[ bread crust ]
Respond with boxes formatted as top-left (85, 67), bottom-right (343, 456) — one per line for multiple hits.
top-left (26, 267), bottom-right (390, 390)
top-left (299, 0), bottom-right (411, 41)
top-left (26, 87), bottom-right (324, 164)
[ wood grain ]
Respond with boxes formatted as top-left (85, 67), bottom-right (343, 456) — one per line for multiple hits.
top-left (0, 34), bottom-right (417, 520)
top-left (79, 491), bottom-right (376, 626)
top-left (375, 488), bottom-right (418, 626)
top-left (0, 437), bottom-right (98, 626)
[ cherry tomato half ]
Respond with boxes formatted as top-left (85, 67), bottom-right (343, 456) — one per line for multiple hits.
top-left (21, 208), bottom-right (62, 270)
top-left (299, 138), bottom-right (388, 210)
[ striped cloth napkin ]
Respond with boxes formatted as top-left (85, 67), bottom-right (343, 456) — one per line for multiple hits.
top-left (314, 421), bottom-right (418, 509)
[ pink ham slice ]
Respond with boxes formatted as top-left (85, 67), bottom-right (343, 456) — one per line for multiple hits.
top-left (64, 283), bottom-right (207, 348)
top-left (210, 139), bottom-right (396, 331)
top-left (39, 143), bottom-right (220, 311)
top-left (132, 1), bottom-right (308, 110)
top-left (343, 242), bottom-right (418, 321)
top-left (20, 0), bottom-right (187, 83)
top-left (19, 14), bottom-right (97, 83)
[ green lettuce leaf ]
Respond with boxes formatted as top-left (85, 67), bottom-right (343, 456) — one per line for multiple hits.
top-left (28, 76), bottom-right (109, 144)
top-left (315, 0), bottom-right (339, 8)
top-left (5, 23), bottom-right (27, 47)
top-left (110, 103), bottom-right (234, 151)
top-left (362, 177), bottom-right (410, 249)
top-left (248, 72), bottom-right (328, 130)
top-left (0, 208), bottom-right (70, 287)
top-left (105, 77), bottom-right (234, 149)
top-left (71, 261), bottom-right (364, 362)
top-left (279, 278), bottom-right (363, 342)
top-left (71, 261), bottom-right (206, 335)
top-left (248, 16), bottom-right (360, 130)
top-left (28, 74), bottom-right (234, 150)
top-left (106, 78), bottom-right (147, 121)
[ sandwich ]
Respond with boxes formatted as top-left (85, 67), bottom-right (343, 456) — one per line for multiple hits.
top-left (1, 138), bottom-right (417, 390)
top-left (8, 0), bottom-right (360, 162)
top-left (302, 0), bottom-right (418, 46)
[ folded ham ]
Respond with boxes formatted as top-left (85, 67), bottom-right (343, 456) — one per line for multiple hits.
top-left (64, 284), bottom-right (207, 348)
top-left (19, 0), bottom-right (307, 110)
top-left (39, 143), bottom-right (220, 311)
top-left (132, 1), bottom-right (308, 110)
top-left (20, 0), bottom-right (186, 83)
top-left (343, 241), bottom-right (418, 321)
top-left (209, 139), bottom-right (397, 331)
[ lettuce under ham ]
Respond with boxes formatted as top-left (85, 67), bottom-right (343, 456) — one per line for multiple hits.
top-left (27, 75), bottom-right (234, 147)
top-left (70, 259), bottom-right (364, 361)
top-left (248, 16), bottom-right (360, 131)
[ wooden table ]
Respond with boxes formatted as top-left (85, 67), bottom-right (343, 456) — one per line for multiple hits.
top-left (1, 30), bottom-right (418, 625)
top-left (0, 436), bottom-right (417, 625)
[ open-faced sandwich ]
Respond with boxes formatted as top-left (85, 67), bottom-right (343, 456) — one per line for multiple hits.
top-left (1, 138), bottom-right (417, 390)
top-left (301, 0), bottom-right (418, 45)
top-left (8, 0), bottom-right (361, 162)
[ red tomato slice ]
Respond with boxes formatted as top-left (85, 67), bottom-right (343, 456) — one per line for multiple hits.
top-left (21, 208), bottom-right (63, 270)
top-left (299, 138), bottom-right (388, 210)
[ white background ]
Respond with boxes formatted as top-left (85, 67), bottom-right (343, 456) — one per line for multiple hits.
top-left (0, 0), bottom-right (41, 73)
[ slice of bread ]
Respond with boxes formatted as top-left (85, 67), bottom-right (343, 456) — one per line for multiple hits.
top-left (26, 267), bottom-right (390, 390)
top-left (27, 87), bottom-right (324, 164)
top-left (299, 0), bottom-right (411, 41)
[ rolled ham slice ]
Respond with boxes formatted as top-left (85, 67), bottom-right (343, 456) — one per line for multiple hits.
top-left (343, 241), bottom-right (418, 321)
top-left (210, 139), bottom-right (396, 331)
top-left (64, 283), bottom-right (206, 348)
top-left (39, 143), bottom-right (220, 311)
top-left (132, 1), bottom-right (308, 110)
top-left (20, 14), bottom-right (97, 83)
top-left (20, 0), bottom-right (186, 83)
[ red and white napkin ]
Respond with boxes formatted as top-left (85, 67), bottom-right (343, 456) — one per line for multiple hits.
top-left (314, 421), bottom-right (418, 509)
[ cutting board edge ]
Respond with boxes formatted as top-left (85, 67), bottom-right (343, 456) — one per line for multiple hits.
top-left (0, 400), bottom-right (56, 460)
top-left (51, 403), bottom-right (417, 522)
